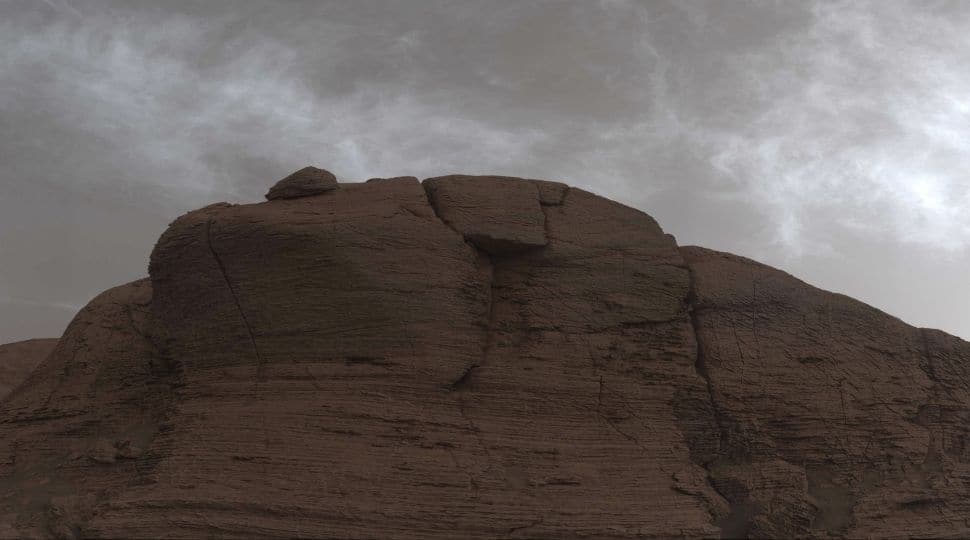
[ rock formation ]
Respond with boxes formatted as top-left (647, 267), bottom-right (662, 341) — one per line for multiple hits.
top-left (264, 166), bottom-right (338, 200)
top-left (0, 171), bottom-right (968, 539)
top-left (0, 339), bottom-right (57, 399)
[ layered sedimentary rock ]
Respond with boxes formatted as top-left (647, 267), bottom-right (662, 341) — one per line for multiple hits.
top-left (0, 172), bottom-right (967, 539)
top-left (682, 247), bottom-right (970, 538)
top-left (0, 339), bottom-right (57, 400)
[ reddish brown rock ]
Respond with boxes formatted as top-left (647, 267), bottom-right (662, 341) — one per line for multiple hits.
top-left (0, 278), bottom-right (173, 539)
top-left (0, 174), bottom-right (968, 539)
top-left (0, 338), bottom-right (57, 400)
top-left (423, 175), bottom-right (548, 255)
top-left (532, 179), bottom-right (569, 206)
top-left (680, 246), bottom-right (970, 538)
top-left (366, 175), bottom-right (419, 184)
top-left (265, 166), bottom-right (338, 200)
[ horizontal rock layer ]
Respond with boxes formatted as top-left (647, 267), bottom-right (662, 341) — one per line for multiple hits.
top-left (0, 174), bottom-right (967, 538)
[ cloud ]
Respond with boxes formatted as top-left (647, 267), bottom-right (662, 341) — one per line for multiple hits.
top-left (671, 0), bottom-right (970, 256)
top-left (0, 297), bottom-right (81, 313)
top-left (1, 0), bottom-right (969, 341)
top-left (0, 2), bottom-right (564, 206)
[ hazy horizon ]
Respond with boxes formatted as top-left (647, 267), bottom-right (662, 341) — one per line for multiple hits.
top-left (2, 0), bottom-right (968, 343)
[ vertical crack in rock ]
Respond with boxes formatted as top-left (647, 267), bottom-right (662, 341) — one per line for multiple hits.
top-left (454, 390), bottom-right (495, 479)
top-left (420, 179), bottom-right (496, 380)
top-left (597, 405), bottom-right (653, 455)
top-left (685, 266), bottom-right (727, 457)
top-left (421, 181), bottom-right (497, 478)
top-left (919, 328), bottom-right (935, 383)
top-left (684, 258), bottom-right (734, 536)
top-left (559, 185), bottom-right (572, 206)
top-left (420, 181), bottom-right (463, 239)
top-left (917, 328), bottom-right (954, 399)
top-left (479, 255), bottom-right (498, 374)
top-left (593, 375), bottom-right (655, 455)
top-left (444, 444), bottom-right (482, 494)
top-left (915, 327), bottom-right (948, 473)
top-left (205, 218), bottom-right (265, 382)
top-left (537, 185), bottom-right (569, 240)
top-left (450, 256), bottom-right (498, 477)
top-left (538, 198), bottom-right (554, 243)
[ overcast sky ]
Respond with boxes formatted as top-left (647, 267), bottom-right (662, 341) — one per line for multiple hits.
top-left (2, 0), bottom-right (969, 343)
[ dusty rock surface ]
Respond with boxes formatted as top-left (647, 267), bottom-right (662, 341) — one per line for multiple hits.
top-left (0, 172), bottom-right (968, 538)
top-left (423, 175), bottom-right (548, 255)
top-left (0, 339), bottom-right (57, 400)
top-left (264, 166), bottom-right (338, 200)
top-left (681, 246), bottom-right (970, 538)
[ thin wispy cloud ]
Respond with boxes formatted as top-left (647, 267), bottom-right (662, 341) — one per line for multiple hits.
top-left (1, 0), bottom-right (968, 342)
top-left (0, 5), bottom-right (552, 206)
top-left (0, 297), bottom-right (81, 313)
top-left (683, 0), bottom-right (970, 256)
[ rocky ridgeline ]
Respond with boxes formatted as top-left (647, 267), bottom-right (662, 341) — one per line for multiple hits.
top-left (1, 168), bottom-right (969, 539)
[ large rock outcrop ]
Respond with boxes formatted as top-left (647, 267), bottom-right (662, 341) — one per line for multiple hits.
top-left (681, 247), bottom-right (970, 538)
top-left (0, 172), bottom-right (967, 539)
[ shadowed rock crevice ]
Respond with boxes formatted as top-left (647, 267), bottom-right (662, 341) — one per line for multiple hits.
top-left (446, 259), bottom-right (497, 393)
top-left (421, 178), bottom-right (497, 390)
top-left (684, 264), bottom-right (724, 452)
top-left (532, 179), bottom-right (569, 207)
top-left (681, 252), bottom-right (737, 537)
top-left (420, 180), bottom-right (464, 240)
top-left (536, 185), bottom-right (569, 242)
top-left (448, 363), bottom-right (479, 391)
top-left (423, 182), bottom-right (510, 493)
top-left (475, 255), bottom-right (499, 381)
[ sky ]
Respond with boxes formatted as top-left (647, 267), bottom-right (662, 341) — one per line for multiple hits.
top-left (1, 0), bottom-right (969, 343)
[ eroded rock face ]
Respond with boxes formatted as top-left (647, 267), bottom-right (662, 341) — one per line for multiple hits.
top-left (0, 173), bottom-right (968, 539)
top-left (0, 339), bottom-right (57, 400)
top-left (0, 278), bottom-right (174, 539)
top-left (423, 175), bottom-right (548, 255)
top-left (681, 246), bottom-right (970, 538)
top-left (265, 166), bottom-right (338, 200)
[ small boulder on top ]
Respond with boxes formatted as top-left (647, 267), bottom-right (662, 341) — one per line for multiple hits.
top-left (265, 167), bottom-right (339, 200)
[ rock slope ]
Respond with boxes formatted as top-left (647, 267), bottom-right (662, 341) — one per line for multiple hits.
top-left (0, 339), bottom-right (57, 400)
top-left (0, 171), bottom-right (968, 539)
